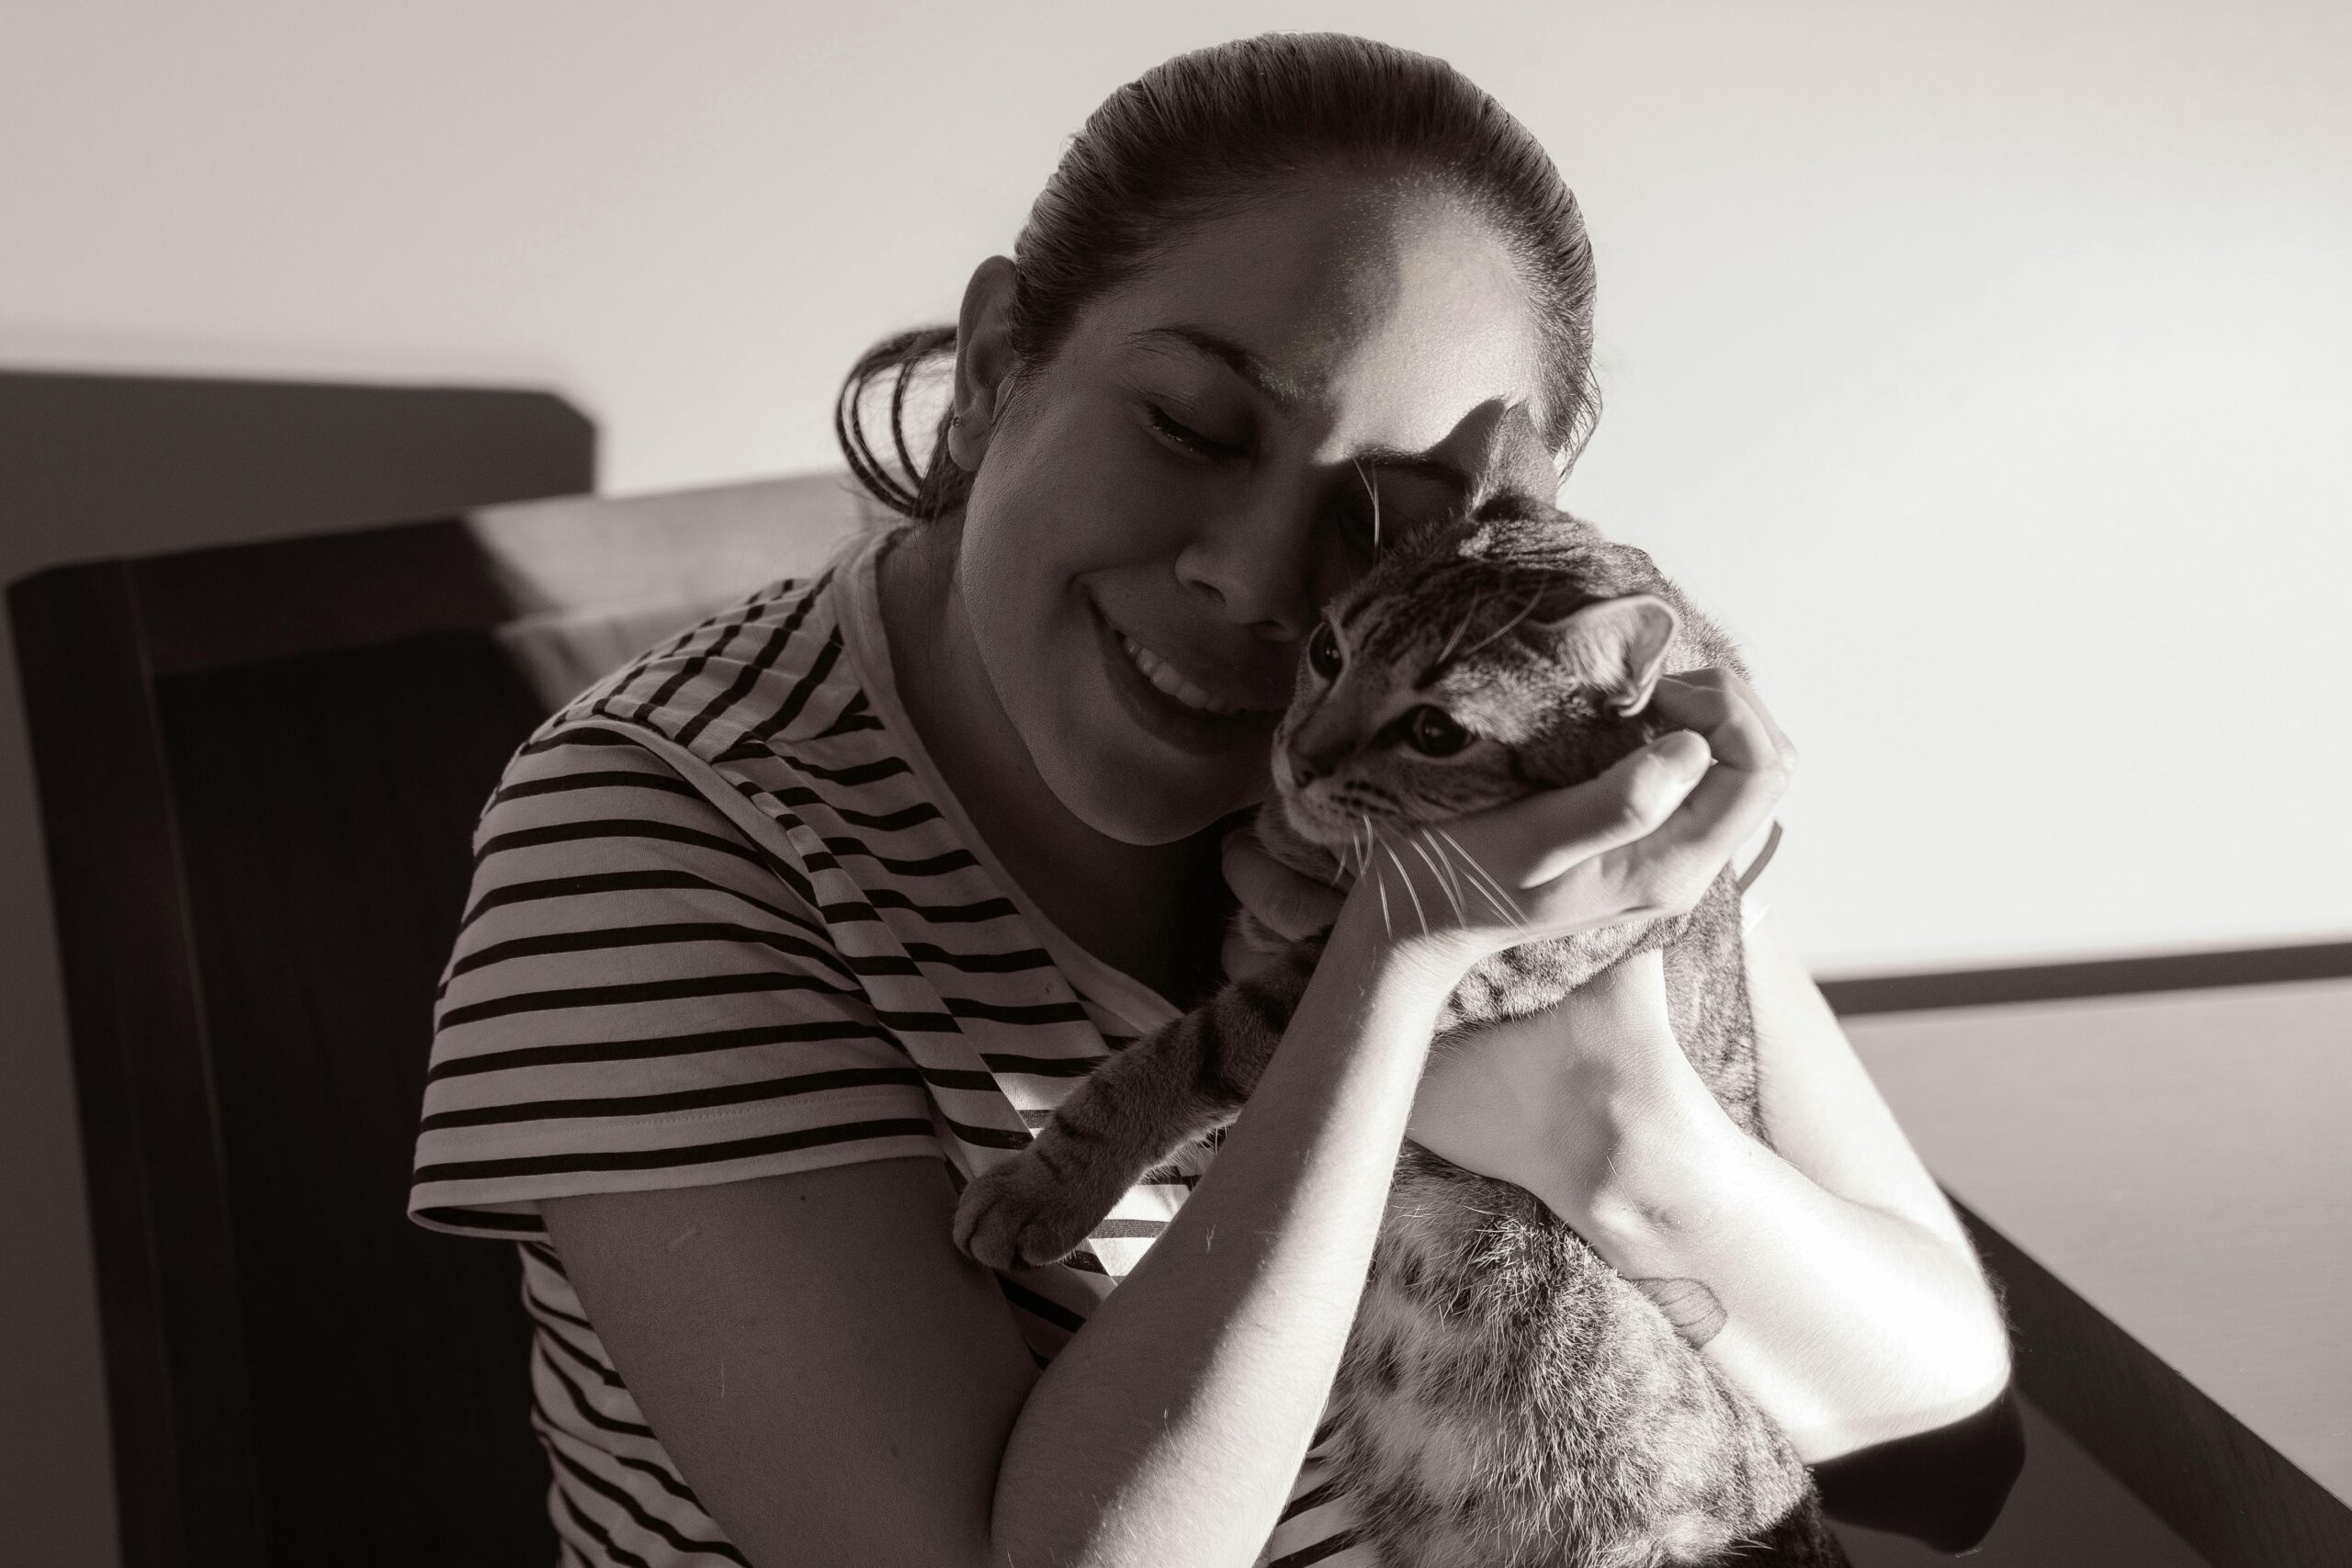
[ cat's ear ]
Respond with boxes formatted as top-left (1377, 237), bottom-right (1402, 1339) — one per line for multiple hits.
top-left (1535, 592), bottom-right (1680, 716)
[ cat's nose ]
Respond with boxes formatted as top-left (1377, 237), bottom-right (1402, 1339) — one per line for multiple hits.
top-left (1287, 745), bottom-right (1343, 788)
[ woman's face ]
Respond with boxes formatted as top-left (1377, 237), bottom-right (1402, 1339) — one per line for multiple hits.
top-left (954, 181), bottom-right (1552, 846)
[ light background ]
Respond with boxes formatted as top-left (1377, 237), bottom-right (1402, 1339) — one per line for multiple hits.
top-left (4, 2), bottom-right (2346, 1559)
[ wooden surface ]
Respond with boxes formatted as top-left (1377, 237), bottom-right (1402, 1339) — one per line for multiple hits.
top-left (11, 561), bottom-right (269, 1566)
top-left (155, 630), bottom-right (560, 1563)
top-left (1847, 979), bottom-right (2352, 1566)
top-left (1836, 1397), bottom-right (2205, 1567)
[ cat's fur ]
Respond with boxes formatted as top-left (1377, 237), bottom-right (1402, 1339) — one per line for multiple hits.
top-left (953, 493), bottom-right (1847, 1567)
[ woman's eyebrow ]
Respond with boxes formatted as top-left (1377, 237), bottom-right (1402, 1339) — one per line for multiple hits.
top-left (1127, 324), bottom-right (1293, 403)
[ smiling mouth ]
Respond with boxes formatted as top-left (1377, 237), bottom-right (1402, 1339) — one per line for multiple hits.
top-left (1114, 630), bottom-right (1264, 717)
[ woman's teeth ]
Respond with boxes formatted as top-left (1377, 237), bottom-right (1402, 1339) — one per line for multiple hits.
top-left (1118, 632), bottom-right (1244, 716)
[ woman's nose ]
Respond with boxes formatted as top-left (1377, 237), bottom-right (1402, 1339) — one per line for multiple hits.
top-left (1172, 506), bottom-right (1320, 642)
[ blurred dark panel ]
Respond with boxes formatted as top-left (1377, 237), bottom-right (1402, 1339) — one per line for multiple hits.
top-left (0, 369), bottom-right (594, 558)
top-left (155, 630), bottom-right (556, 1563)
top-left (5, 370), bottom-right (591, 1568)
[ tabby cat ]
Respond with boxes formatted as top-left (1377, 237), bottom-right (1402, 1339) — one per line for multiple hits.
top-left (953, 493), bottom-right (1847, 1568)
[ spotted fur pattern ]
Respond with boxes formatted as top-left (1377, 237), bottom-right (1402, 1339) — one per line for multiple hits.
top-left (953, 498), bottom-right (1847, 1566)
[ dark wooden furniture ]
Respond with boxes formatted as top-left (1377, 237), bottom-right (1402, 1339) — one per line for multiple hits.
top-left (1835, 954), bottom-right (2352, 1568)
top-left (10, 468), bottom-right (872, 1567)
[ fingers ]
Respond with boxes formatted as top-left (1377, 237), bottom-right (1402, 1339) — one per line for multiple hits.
top-left (1431, 667), bottom-right (1797, 940)
top-left (1636, 669), bottom-right (1795, 879)
top-left (1504, 730), bottom-right (1716, 888)
top-left (1650, 669), bottom-right (1796, 779)
top-left (1279, 666), bottom-right (1797, 956)
top-left (1221, 831), bottom-right (1346, 942)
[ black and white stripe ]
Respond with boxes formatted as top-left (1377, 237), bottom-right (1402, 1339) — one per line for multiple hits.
top-left (411, 526), bottom-right (1375, 1567)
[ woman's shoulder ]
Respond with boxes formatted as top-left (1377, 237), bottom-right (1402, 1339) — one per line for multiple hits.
top-left (413, 703), bottom-right (940, 1238)
top-left (529, 559), bottom-right (864, 771)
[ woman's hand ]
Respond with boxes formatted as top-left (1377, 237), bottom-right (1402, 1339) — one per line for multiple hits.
top-left (1404, 947), bottom-right (1707, 1223)
top-left (1222, 667), bottom-right (1797, 1209)
top-left (1375, 667), bottom-right (1794, 975)
top-left (1230, 668), bottom-right (1793, 979)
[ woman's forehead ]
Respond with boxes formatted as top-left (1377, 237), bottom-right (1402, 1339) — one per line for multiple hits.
top-left (1083, 184), bottom-right (1548, 438)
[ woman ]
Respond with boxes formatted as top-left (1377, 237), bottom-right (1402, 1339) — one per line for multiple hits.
top-left (411, 34), bottom-right (2018, 1567)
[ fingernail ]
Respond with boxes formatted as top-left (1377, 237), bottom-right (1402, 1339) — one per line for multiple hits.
top-left (1653, 730), bottom-right (1710, 776)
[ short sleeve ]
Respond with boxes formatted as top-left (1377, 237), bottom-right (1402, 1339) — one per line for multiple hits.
top-left (409, 729), bottom-right (941, 1239)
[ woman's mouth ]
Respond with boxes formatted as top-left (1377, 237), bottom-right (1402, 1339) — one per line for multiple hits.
top-left (1115, 631), bottom-right (1247, 716)
top-left (1089, 602), bottom-right (1279, 759)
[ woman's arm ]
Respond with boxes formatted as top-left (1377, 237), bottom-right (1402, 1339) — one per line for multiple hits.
top-left (540, 723), bottom-right (1747, 1568)
top-left (545, 889), bottom-right (1459, 1568)
top-left (1506, 921), bottom-right (2016, 1464)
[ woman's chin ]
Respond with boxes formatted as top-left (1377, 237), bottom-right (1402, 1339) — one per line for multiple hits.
top-left (1056, 745), bottom-right (1259, 847)
top-left (1083, 784), bottom-right (1249, 847)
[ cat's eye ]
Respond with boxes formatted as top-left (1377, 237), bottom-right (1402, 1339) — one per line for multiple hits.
top-left (1405, 705), bottom-right (1470, 757)
top-left (1307, 620), bottom-right (1343, 681)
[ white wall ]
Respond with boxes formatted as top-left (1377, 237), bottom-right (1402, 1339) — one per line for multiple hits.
top-left (4, 2), bottom-right (2346, 1559)
top-left (12, 0), bottom-right (2345, 976)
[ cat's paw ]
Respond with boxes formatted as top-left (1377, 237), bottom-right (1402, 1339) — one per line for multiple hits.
top-left (952, 1154), bottom-right (1097, 1272)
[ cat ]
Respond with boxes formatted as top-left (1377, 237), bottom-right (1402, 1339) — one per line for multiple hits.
top-left (953, 492), bottom-right (1848, 1568)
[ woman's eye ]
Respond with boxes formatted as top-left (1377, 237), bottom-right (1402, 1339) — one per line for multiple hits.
top-left (1405, 705), bottom-right (1470, 757)
top-left (1146, 404), bottom-right (1241, 459)
top-left (1307, 621), bottom-right (1343, 680)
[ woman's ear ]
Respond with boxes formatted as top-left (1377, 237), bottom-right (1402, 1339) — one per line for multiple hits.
top-left (946, 255), bottom-right (1022, 471)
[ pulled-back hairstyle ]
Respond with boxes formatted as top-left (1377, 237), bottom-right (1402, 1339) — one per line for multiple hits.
top-left (837, 32), bottom-right (1600, 520)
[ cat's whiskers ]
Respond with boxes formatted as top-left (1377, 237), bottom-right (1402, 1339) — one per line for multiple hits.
top-left (1417, 822), bottom-right (1476, 918)
top-left (1356, 814), bottom-right (1396, 938)
top-left (1373, 827), bottom-right (1430, 938)
top-left (1433, 827), bottom-right (1525, 924)
top-left (1426, 829), bottom-right (1502, 919)
top-left (1407, 833), bottom-right (1467, 926)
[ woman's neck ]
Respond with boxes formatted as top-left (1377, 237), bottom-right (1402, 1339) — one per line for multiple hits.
top-left (875, 520), bottom-right (1222, 1004)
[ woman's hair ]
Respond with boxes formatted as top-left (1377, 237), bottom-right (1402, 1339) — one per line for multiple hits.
top-left (836, 32), bottom-right (1600, 521)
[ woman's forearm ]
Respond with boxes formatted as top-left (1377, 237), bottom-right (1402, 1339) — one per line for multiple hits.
top-left (990, 899), bottom-right (1455, 1568)
top-left (1541, 1050), bottom-right (2013, 1463)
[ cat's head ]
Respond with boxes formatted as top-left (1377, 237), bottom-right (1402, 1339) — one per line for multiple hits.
top-left (1269, 496), bottom-right (1718, 857)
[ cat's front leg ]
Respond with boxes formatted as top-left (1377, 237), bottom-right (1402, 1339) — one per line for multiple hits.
top-left (953, 942), bottom-right (1321, 1272)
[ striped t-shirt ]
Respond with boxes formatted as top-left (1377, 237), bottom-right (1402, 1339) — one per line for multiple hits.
top-left (411, 521), bottom-right (1393, 1567)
